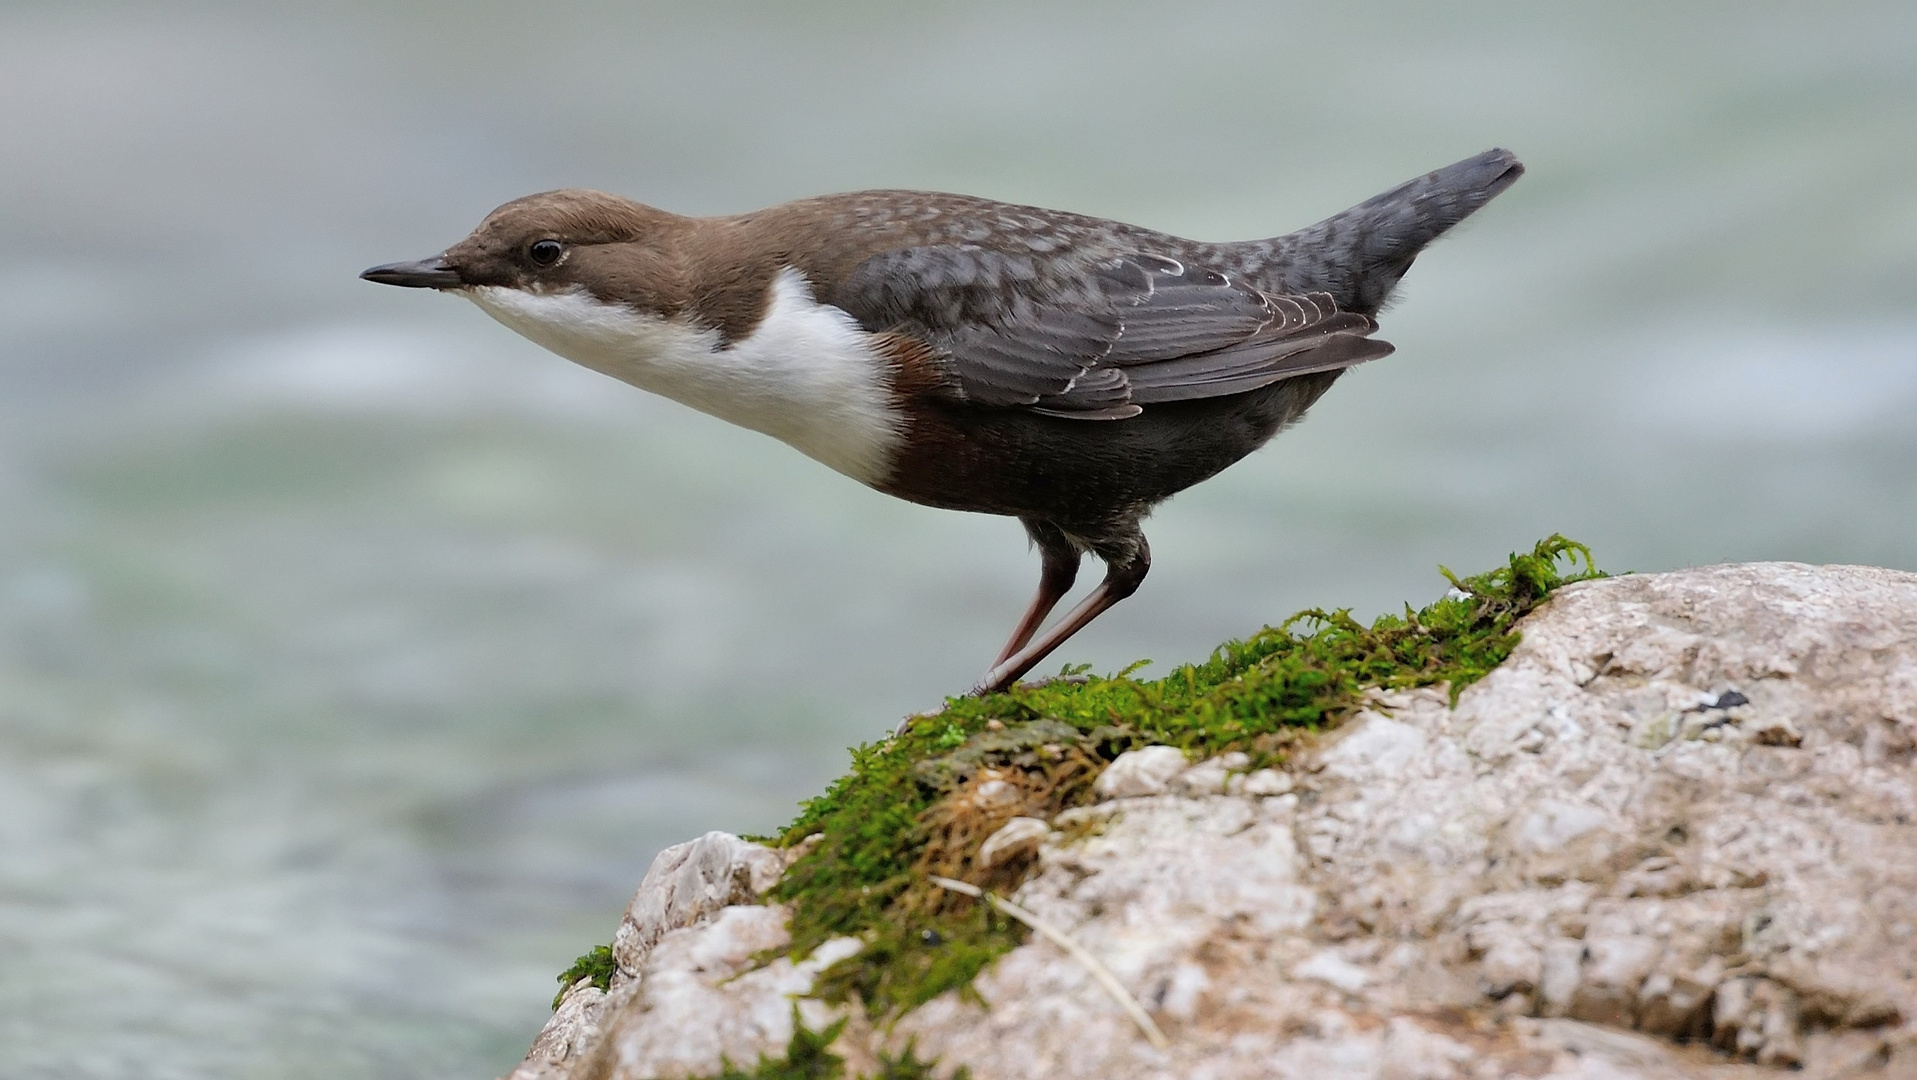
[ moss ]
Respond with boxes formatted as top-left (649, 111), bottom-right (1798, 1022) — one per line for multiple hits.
top-left (768, 536), bottom-right (1601, 1018)
top-left (701, 1011), bottom-right (959, 1079)
top-left (552, 943), bottom-right (616, 1009)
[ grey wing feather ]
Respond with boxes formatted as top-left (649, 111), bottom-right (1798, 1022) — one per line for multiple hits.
top-left (1126, 334), bottom-right (1394, 403)
top-left (834, 246), bottom-right (1389, 419)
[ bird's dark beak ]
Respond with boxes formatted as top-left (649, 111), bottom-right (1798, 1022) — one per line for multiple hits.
top-left (360, 256), bottom-right (463, 289)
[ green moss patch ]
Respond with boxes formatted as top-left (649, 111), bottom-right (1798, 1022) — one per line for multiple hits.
top-left (552, 943), bottom-right (617, 1008)
top-left (768, 536), bottom-right (1600, 1018)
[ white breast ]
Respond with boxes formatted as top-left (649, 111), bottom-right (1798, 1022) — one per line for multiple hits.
top-left (465, 268), bottom-right (905, 486)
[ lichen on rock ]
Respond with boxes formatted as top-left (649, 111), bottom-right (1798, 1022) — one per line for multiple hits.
top-left (504, 545), bottom-right (1917, 1079)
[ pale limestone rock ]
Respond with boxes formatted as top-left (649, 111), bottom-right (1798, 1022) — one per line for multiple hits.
top-left (1233, 767), bottom-right (1293, 796)
top-left (519, 981), bottom-right (606, 1080)
top-left (1169, 751), bottom-right (1250, 796)
top-left (504, 831), bottom-right (801, 1080)
top-left (504, 563), bottom-right (1917, 1080)
top-left (1294, 949), bottom-right (1373, 994)
top-left (1376, 1017), bottom-right (1474, 1080)
top-left (611, 831), bottom-right (786, 980)
top-left (1540, 938), bottom-right (1587, 1016)
top-left (1093, 745), bottom-right (1189, 798)
top-left (599, 907), bottom-right (860, 1079)
top-left (977, 817), bottom-right (1050, 868)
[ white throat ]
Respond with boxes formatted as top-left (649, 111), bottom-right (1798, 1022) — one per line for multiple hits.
top-left (465, 268), bottom-right (904, 485)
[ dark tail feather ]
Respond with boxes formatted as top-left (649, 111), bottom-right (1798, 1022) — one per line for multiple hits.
top-left (1261, 149), bottom-right (1524, 314)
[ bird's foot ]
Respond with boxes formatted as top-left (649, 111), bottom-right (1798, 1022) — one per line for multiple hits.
top-left (967, 672), bottom-right (1091, 698)
top-left (892, 702), bottom-right (949, 738)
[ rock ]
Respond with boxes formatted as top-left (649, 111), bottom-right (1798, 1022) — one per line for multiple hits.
top-left (1093, 745), bottom-right (1189, 798)
top-left (1232, 768), bottom-right (1293, 797)
top-left (610, 831), bottom-right (787, 980)
top-left (1294, 949), bottom-right (1373, 994)
top-left (518, 980), bottom-right (606, 1080)
top-left (1538, 938), bottom-right (1586, 1017)
top-left (503, 562), bottom-right (1917, 1079)
top-left (592, 906), bottom-right (860, 1079)
top-left (505, 832), bottom-right (803, 1080)
top-left (978, 817), bottom-right (1051, 868)
top-left (1169, 752), bottom-right (1249, 796)
top-left (1570, 933), bottom-right (1658, 1026)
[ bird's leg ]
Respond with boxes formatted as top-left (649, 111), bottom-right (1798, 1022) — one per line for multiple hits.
top-left (974, 534), bottom-right (1150, 695)
top-left (992, 523), bottom-right (1083, 667)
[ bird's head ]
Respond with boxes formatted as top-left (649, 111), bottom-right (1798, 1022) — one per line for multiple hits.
top-left (360, 189), bottom-right (689, 306)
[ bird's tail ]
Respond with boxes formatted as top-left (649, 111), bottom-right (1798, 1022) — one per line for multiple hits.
top-left (1257, 149), bottom-right (1525, 315)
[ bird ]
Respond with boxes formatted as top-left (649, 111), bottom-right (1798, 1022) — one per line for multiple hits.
top-left (362, 149), bottom-right (1523, 695)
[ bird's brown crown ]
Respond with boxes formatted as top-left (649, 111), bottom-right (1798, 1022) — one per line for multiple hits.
top-left (477, 189), bottom-right (674, 245)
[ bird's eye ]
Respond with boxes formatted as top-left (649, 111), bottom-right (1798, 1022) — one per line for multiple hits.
top-left (528, 239), bottom-right (564, 266)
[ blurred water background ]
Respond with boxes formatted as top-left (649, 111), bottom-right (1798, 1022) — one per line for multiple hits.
top-left (1, 2), bottom-right (1913, 1076)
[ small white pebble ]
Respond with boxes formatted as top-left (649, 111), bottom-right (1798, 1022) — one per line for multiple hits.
top-left (1293, 950), bottom-right (1371, 993)
top-left (970, 778), bottom-right (1021, 809)
top-left (977, 816), bottom-right (1050, 867)
top-left (1094, 745), bottom-right (1189, 799)
top-left (1238, 769), bottom-right (1294, 796)
top-left (1169, 752), bottom-right (1247, 796)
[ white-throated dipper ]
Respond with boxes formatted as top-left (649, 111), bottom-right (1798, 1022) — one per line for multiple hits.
top-left (362, 149), bottom-right (1523, 694)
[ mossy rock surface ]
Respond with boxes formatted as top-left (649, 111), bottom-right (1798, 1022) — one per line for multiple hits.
top-left (552, 537), bottom-right (1602, 1076)
top-left (766, 535), bottom-right (1600, 1018)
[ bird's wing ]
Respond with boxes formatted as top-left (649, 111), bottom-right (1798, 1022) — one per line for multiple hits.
top-left (833, 246), bottom-right (1393, 419)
